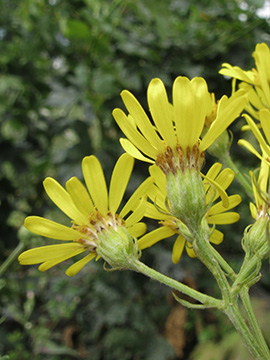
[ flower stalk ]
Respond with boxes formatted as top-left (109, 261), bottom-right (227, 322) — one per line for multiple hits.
top-left (129, 258), bottom-right (223, 309)
top-left (190, 222), bottom-right (269, 360)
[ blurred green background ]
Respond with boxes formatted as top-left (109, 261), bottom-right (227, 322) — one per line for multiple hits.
top-left (0, 0), bottom-right (269, 359)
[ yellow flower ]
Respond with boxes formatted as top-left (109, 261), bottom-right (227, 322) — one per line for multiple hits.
top-left (238, 108), bottom-right (270, 220)
top-left (238, 109), bottom-right (270, 161)
top-left (138, 164), bottom-right (241, 263)
top-left (249, 154), bottom-right (270, 220)
top-left (19, 154), bottom-right (152, 276)
top-left (220, 43), bottom-right (270, 117)
top-left (243, 156), bottom-right (270, 255)
top-left (112, 76), bottom-right (246, 174)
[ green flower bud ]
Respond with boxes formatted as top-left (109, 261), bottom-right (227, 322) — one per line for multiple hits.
top-left (243, 217), bottom-right (270, 259)
top-left (96, 226), bottom-right (141, 269)
top-left (166, 168), bottom-right (208, 231)
top-left (207, 130), bottom-right (231, 159)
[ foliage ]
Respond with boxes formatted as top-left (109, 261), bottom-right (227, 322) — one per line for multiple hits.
top-left (0, 0), bottom-right (269, 358)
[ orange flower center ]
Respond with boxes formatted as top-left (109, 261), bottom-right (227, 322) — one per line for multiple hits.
top-left (72, 211), bottom-right (125, 249)
top-left (156, 142), bottom-right (205, 175)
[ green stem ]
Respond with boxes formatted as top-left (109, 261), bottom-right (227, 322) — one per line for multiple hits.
top-left (0, 241), bottom-right (25, 277)
top-left (231, 242), bottom-right (269, 294)
top-left (192, 227), bottom-right (232, 300)
top-left (221, 152), bottom-right (253, 196)
top-left (130, 259), bottom-right (223, 309)
top-left (210, 245), bottom-right (236, 280)
top-left (198, 235), bottom-right (269, 357)
top-left (240, 287), bottom-right (270, 358)
top-left (224, 301), bottom-right (267, 360)
top-left (192, 226), bottom-right (267, 359)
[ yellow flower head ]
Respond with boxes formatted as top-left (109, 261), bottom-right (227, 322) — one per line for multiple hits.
top-left (238, 108), bottom-right (270, 220)
top-left (138, 163), bottom-right (241, 263)
top-left (220, 43), bottom-right (270, 117)
top-left (238, 109), bottom-right (270, 162)
top-left (243, 157), bottom-right (270, 256)
top-left (19, 154), bottom-right (152, 276)
top-left (113, 76), bottom-right (246, 174)
top-left (249, 154), bottom-right (270, 220)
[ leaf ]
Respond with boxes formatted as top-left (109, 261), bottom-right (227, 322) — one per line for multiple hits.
top-left (65, 20), bottom-right (91, 41)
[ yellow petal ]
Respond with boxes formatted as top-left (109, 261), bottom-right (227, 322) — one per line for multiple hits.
top-left (38, 248), bottom-right (87, 272)
top-left (148, 78), bottom-right (177, 148)
top-left (254, 43), bottom-right (270, 104)
top-left (207, 212), bottom-right (240, 225)
top-left (185, 243), bottom-right (196, 258)
top-left (65, 253), bottom-right (96, 276)
top-left (249, 202), bottom-right (257, 220)
top-left (24, 216), bottom-right (82, 241)
top-left (258, 152), bottom-right (270, 195)
top-left (259, 109), bottom-right (270, 145)
top-left (65, 177), bottom-right (94, 217)
top-left (254, 86), bottom-right (268, 109)
top-left (82, 156), bottom-right (108, 216)
top-left (213, 168), bottom-right (234, 192)
top-left (109, 153), bottom-right (134, 213)
top-left (202, 173), bottom-right (229, 208)
top-left (43, 178), bottom-right (89, 225)
top-left (246, 85), bottom-right (265, 111)
top-left (219, 63), bottom-right (255, 83)
top-left (208, 194), bottom-right (241, 216)
top-left (200, 91), bottom-right (247, 151)
top-left (125, 197), bottom-right (146, 228)
top-left (146, 185), bottom-right (168, 211)
top-left (204, 163), bottom-right (223, 195)
top-left (173, 76), bottom-right (196, 150)
top-left (250, 170), bottom-right (259, 207)
top-left (144, 202), bottom-right (170, 220)
top-left (190, 77), bottom-right (209, 137)
top-left (120, 138), bottom-right (155, 164)
top-left (204, 163), bottom-right (223, 180)
top-left (138, 226), bottom-right (175, 249)
top-left (120, 90), bottom-right (164, 149)
top-left (172, 235), bottom-right (185, 264)
top-left (120, 177), bottom-right (153, 218)
top-left (241, 124), bottom-right (252, 131)
top-left (149, 165), bottom-right (166, 191)
top-left (18, 243), bottom-right (84, 264)
top-left (209, 229), bottom-right (224, 244)
top-left (113, 108), bottom-right (159, 158)
top-left (128, 222), bottom-right (147, 238)
top-left (242, 114), bottom-right (270, 157)
top-left (238, 139), bottom-right (263, 160)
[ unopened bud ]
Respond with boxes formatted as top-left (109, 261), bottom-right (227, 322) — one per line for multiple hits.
top-left (166, 168), bottom-right (207, 231)
top-left (207, 130), bottom-right (231, 159)
top-left (242, 217), bottom-right (270, 259)
top-left (96, 226), bottom-right (141, 269)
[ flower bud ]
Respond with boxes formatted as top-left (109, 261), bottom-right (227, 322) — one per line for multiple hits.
top-left (166, 168), bottom-right (208, 231)
top-left (242, 217), bottom-right (270, 259)
top-left (207, 130), bottom-right (231, 159)
top-left (96, 226), bottom-right (141, 269)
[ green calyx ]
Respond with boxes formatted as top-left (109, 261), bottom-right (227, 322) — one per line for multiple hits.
top-left (96, 226), bottom-right (141, 270)
top-left (243, 217), bottom-right (270, 259)
top-left (207, 130), bottom-right (232, 159)
top-left (166, 168), bottom-right (207, 231)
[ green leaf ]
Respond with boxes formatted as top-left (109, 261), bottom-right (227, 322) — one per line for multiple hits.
top-left (65, 20), bottom-right (91, 41)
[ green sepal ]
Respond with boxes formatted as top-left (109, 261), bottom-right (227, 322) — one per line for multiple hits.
top-left (166, 168), bottom-right (207, 230)
top-left (172, 292), bottom-right (222, 310)
top-left (96, 226), bottom-right (141, 270)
